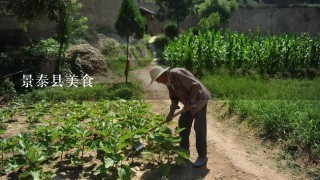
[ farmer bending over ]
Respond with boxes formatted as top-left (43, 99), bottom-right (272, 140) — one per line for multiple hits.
top-left (149, 65), bottom-right (211, 168)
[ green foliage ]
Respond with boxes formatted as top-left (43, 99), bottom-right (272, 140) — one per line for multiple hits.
top-left (103, 39), bottom-right (151, 70)
top-left (0, 100), bottom-right (188, 178)
top-left (155, 0), bottom-right (195, 24)
top-left (115, 0), bottom-right (146, 83)
top-left (230, 100), bottom-right (320, 159)
top-left (198, 12), bottom-right (220, 30)
top-left (276, 151), bottom-right (300, 175)
top-left (50, 0), bottom-right (88, 73)
top-left (131, 43), bottom-right (152, 68)
top-left (102, 40), bottom-right (127, 75)
top-left (137, 53), bottom-right (153, 68)
top-left (0, 1), bottom-right (8, 14)
top-left (1, 38), bottom-right (59, 73)
top-left (0, 38), bottom-right (59, 92)
top-left (19, 83), bottom-right (143, 103)
top-left (154, 34), bottom-right (170, 60)
top-left (164, 30), bottom-right (320, 78)
top-left (164, 23), bottom-right (179, 39)
top-left (106, 54), bottom-right (127, 76)
top-left (32, 38), bottom-right (60, 57)
top-left (197, 0), bottom-right (238, 29)
top-left (307, 168), bottom-right (320, 180)
top-left (202, 74), bottom-right (320, 161)
top-left (102, 40), bottom-right (120, 58)
top-left (0, 38), bottom-right (59, 95)
top-left (115, 0), bottom-right (146, 40)
top-left (0, 78), bottom-right (16, 97)
top-left (3, 0), bottom-right (88, 73)
top-left (202, 75), bottom-right (320, 100)
top-left (143, 34), bottom-right (152, 44)
top-left (188, 27), bottom-right (200, 36)
top-left (154, 35), bottom-right (169, 51)
top-left (158, 163), bottom-right (171, 177)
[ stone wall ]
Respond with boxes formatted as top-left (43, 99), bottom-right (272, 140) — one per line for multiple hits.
top-left (1, 2), bottom-right (320, 48)
top-left (0, 0), bottom-right (122, 47)
top-left (0, 16), bottom-right (54, 47)
top-left (226, 8), bottom-right (320, 36)
top-left (79, 0), bottom-right (122, 31)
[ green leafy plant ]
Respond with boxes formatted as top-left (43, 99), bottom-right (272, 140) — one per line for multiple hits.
top-left (1, 99), bottom-right (188, 179)
top-left (164, 23), bottom-right (179, 39)
top-left (197, 0), bottom-right (237, 29)
top-left (3, 0), bottom-right (88, 73)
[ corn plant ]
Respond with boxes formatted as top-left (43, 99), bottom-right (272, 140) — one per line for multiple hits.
top-left (164, 30), bottom-right (320, 77)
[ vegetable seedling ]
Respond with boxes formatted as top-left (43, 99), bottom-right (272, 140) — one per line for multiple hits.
top-left (133, 109), bottom-right (187, 151)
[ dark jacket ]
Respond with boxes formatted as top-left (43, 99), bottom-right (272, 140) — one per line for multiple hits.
top-left (166, 68), bottom-right (211, 115)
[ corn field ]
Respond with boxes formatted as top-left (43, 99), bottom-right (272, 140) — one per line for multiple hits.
top-left (164, 30), bottom-right (320, 77)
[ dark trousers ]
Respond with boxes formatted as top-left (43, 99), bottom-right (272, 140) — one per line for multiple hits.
top-left (178, 104), bottom-right (207, 158)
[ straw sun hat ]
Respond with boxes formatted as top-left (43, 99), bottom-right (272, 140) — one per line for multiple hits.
top-left (149, 65), bottom-right (170, 85)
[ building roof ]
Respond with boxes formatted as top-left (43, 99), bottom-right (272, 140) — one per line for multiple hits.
top-left (139, 7), bottom-right (156, 16)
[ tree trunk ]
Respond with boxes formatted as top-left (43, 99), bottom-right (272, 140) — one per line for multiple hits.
top-left (55, 38), bottom-right (64, 74)
top-left (126, 35), bottom-right (129, 83)
top-left (55, 13), bottom-right (67, 75)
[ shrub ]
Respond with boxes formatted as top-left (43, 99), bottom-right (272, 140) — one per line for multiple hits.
top-left (130, 43), bottom-right (152, 68)
top-left (188, 27), bottom-right (200, 36)
top-left (164, 23), bottom-right (178, 39)
top-left (0, 78), bottom-right (16, 102)
top-left (197, 0), bottom-right (238, 29)
top-left (19, 83), bottom-right (142, 103)
top-left (102, 39), bottom-right (119, 58)
top-left (0, 38), bottom-right (59, 92)
top-left (198, 12), bottom-right (220, 30)
top-left (34, 38), bottom-right (59, 56)
top-left (154, 34), bottom-right (169, 60)
top-left (154, 34), bottom-right (169, 51)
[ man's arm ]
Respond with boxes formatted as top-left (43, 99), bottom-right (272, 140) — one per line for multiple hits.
top-left (166, 85), bottom-right (179, 121)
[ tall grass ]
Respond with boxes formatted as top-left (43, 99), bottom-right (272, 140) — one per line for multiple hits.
top-left (230, 100), bottom-right (320, 158)
top-left (202, 75), bottom-right (320, 100)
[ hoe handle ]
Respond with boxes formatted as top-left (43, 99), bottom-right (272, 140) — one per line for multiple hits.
top-left (146, 109), bottom-right (187, 134)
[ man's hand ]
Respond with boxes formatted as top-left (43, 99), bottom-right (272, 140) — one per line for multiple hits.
top-left (183, 104), bottom-right (196, 111)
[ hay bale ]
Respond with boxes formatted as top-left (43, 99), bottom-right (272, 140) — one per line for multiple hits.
top-left (65, 44), bottom-right (108, 76)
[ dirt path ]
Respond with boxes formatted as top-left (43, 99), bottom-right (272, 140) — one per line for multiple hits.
top-left (132, 45), bottom-right (293, 179)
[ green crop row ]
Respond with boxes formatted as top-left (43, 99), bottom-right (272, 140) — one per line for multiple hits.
top-left (0, 100), bottom-right (188, 179)
top-left (164, 30), bottom-right (320, 78)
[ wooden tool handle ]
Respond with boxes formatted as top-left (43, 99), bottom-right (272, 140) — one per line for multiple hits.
top-left (145, 109), bottom-right (187, 134)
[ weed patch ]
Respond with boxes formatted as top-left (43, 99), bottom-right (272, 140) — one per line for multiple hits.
top-left (18, 82), bottom-right (142, 103)
top-left (202, 75), bottom-right (320, 175)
